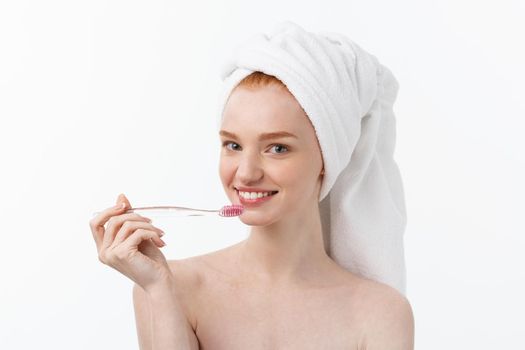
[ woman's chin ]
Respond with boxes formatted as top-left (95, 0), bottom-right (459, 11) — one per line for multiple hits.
top-left (238, 210), bottom-right (279, 226)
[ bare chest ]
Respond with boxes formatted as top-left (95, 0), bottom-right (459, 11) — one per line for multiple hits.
top-left (191, 278), bottom-right (364, 350)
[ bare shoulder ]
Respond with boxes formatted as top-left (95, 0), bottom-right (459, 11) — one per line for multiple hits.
top-left (167, 257), bottom-right (205, 292)
top-left (167, 243), bottom-right (238, 282)
top-left (355, 278), bottom-right (415, 350)
top-left (165, 244), bottom-right (239, 327)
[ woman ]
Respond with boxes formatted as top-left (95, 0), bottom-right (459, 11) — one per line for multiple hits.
top-left (90, 22), bottom-right (414, 349)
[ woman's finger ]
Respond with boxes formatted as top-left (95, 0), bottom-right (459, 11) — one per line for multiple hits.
top-left (101, 213), bottom-right (152, 250)
top-left (120, 228), bottom-right (166, 253)
top-left (89, 202), bottom-right (127, 249)
top-left (111, 220), bottom-right (164, 248)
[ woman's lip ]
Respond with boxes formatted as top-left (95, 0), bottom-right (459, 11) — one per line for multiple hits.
top-left (235, 189), bottom-right (278, 206)
top-left (234, 187), bottom-right (278, 193)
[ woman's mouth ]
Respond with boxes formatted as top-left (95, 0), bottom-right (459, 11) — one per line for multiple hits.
top-left (235, 188), bottom-right (279, 206)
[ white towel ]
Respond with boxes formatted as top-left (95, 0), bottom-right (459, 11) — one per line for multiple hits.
top-left (215, 21), bottom-right (408, 295)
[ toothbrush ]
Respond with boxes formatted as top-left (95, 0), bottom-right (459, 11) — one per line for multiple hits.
top-left (92, 204), bottom-right (244, 218)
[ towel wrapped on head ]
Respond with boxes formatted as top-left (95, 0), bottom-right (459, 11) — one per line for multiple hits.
top-left (216, 21), bottom-right (408, 296)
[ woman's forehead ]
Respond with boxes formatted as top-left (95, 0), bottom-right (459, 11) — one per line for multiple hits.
top-left (221, 112), bottom-right (314, 140)
top-left (222, 86), bottom-right (310, 132)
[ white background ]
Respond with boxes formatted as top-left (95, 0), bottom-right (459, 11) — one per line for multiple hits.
top-left (1, 1), bottom-right (524, 349)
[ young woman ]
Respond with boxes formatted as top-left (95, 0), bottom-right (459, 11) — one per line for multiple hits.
top-left (90, 71), bottom-right (414, 349)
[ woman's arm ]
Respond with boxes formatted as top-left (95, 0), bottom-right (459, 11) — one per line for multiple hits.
top-left (133, 280), bottom-right (200, 350)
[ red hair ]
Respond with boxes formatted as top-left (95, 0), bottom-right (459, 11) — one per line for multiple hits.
top-left (236, 71), bottom-right (288, 92)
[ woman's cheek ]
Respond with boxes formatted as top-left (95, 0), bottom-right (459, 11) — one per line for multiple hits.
top-left (218, 160), bottom-right (232, 184)
top-left (278, 160), bottom-right (303, 180)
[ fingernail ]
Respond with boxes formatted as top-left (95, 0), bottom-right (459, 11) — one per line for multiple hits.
top-left (160, 238), bottom-right (166, 246)
top-left (159, 230), bottom-right (165, 237)
top-left (115, 202), bottom-right (125, 210)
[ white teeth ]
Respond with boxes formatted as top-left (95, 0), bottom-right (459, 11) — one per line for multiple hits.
top-left (237, 190), bottom-right (276, 199)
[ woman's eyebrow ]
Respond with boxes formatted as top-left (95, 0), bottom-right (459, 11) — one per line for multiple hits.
top-left (219, 130), bottom-right (298, 141)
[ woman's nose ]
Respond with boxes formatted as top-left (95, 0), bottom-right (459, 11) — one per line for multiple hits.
top-left (236, 155), bottom-right (264, 183)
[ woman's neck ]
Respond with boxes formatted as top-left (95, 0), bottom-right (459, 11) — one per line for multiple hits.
top-left (236, 203), bottom-right (333, 286)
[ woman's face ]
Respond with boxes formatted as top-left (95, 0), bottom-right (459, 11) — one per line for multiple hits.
top-left (219, 83), bottom-right (324, 225)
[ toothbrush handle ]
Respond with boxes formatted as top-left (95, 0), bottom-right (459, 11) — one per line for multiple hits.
top-left (129, 206), bottom-right (219, 217)
top-left (92, 206), bottom-right (219, 218)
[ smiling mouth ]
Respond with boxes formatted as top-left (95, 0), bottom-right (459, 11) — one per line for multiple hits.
top-left (235, 189), bottom-right (279, 196)
top-left (234, 188), bottom-right (279, 203)
top-left (237, 193), bottom-right (277, 207)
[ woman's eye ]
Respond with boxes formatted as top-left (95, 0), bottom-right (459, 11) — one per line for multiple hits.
top-left (221, 141), bottom-right (289, 154)
top-left (269, 144), bottom-right (289, 154)
top-left (222, 141), bottom-right (240, 151)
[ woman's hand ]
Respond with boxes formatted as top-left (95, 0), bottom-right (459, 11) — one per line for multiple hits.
top-left (90, 193), bottom-right (172, 292)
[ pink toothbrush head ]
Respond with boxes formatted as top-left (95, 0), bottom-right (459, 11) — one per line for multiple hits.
top-left (219, 204), bottom-right (244, 217)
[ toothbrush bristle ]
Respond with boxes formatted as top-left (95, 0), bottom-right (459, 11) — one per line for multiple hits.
top-left (219, 204), bottom-right (244, 217)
